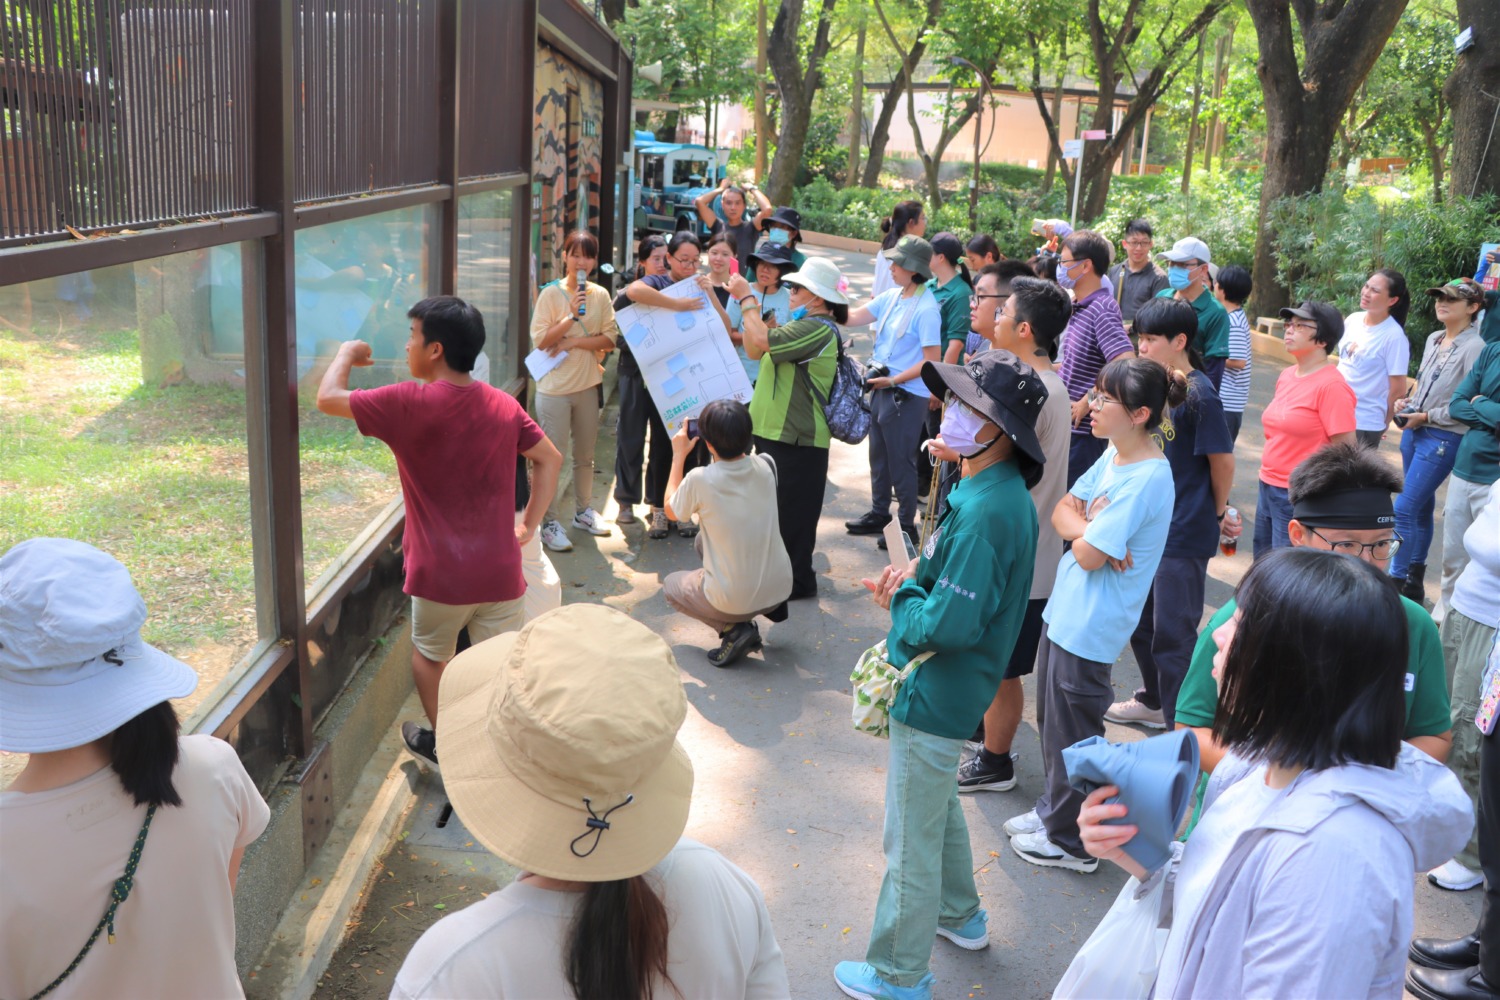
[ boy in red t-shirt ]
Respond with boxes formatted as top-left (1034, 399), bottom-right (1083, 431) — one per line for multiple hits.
top-left (318, 296), bottom-right (562, 768)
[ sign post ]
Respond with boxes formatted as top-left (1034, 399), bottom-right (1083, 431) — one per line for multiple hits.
top-left (1063, 139), bottom-right (1084, 229)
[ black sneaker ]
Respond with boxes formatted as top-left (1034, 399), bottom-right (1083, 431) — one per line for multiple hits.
top-left (957, 749), bottom-right (1016, 792)
top-left (401, 721), bottom-right (439, 770)
top-left (707, 622), bottom-right (763, 667)
top-left (845, 511), bottom-right (892, 535)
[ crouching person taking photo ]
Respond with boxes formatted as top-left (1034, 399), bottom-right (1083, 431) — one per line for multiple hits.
top-left (663, 400), bottom-right (794, 668)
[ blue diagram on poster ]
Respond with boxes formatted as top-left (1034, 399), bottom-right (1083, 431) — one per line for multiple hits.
top-left (616, 277), bottom-right (754, 434)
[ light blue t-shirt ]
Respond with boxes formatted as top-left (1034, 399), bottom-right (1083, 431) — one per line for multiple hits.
top-left (867, 286), bottom-right (942, 397)
top-left (728, 285), bottom-right (792, 383)
top-left (1042, 446), bottom-right (1175, 663)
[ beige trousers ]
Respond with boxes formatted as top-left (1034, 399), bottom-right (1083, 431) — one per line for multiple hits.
top-left (535, 387), bottom-right (601, 523)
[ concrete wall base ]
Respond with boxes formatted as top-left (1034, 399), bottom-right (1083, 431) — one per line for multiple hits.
top-left (234, 616), bottom-right (416, 980)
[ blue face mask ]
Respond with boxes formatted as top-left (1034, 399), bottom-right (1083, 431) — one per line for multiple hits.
top-left (789, 304), bottom-right (809, 321)
top-left (767, 227), bottom-right (791, 246)
top-left (1056, 260), bottom-right (1081, 291)
top-left (1167, 265), bottom-right (1193, 291)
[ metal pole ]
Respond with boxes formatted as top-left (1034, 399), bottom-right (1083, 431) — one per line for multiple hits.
top-left (971, 79), bottom-right (983, 232)
top-left (1069, 149), bottom-right (1082, 228)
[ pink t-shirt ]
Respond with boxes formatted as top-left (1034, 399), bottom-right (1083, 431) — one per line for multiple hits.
top-left (1259, 364), bottom-right (1357, 488)
top-left (351, 379), bottom-right (544, 604)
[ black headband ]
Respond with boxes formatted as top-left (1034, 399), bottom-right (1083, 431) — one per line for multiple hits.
top-left (1291, 488), bottom-right (1395, 530)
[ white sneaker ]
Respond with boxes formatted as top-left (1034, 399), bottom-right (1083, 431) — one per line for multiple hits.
top-left (1428, 858), bottom-right (1483, 891)
top-left (572, 507), bottom-right (611, 536)
top-left (1104, 698), bottom-right (1166, 729)
top-left (540, 519), bottom-right (573, 552)
top-left (1009, 829), bottom-right (1098, 873)
top-left (1002, 808), bottom-right (1043, 837)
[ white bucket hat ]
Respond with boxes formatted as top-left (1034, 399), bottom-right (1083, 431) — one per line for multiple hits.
top-left (0, 538), bottom-right (198, 754)
top-left (782, 256), bottom-right (849, 306)
top-left (437, 604), bottom-right (694, 882)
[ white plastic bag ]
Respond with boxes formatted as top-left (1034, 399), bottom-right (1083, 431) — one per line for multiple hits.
top-left (1053, 862), bottom-right (1172, 1000)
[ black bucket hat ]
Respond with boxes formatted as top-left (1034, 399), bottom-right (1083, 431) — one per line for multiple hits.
top-left (921, 350), bottom-right (1049, 489)
top-left (764, 206), bottom-right (802, 238)
top-left (747, 240), bottom-right (796, 270)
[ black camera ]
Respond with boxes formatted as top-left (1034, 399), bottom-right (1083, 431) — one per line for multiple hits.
top-left (862, 361), bottom-right (891, 390)
top-left (1392, 402), bottom-right (1416, 429)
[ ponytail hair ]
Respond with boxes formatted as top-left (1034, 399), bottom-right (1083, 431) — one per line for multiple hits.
top-left (566, 875), bottom-right (677, 1000)
top-left (1097, 356), bottom-right (1187, 432)
top-left (966, 233), bottom-right (1001, 264)
top-left (1372, 268), bottom-right (1409, 329)
top-left (881, 200), bottom-right (924, 250)
top-left (110, 700), bottom-right (183, 808)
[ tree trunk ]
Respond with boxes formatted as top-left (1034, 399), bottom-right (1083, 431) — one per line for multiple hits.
top-left (845, 21), bottom-right (866, 185)
top-left (765, 0), bottom-right (838, 206)
top-left (1204, 26), bottom-right (1232, 171)
top-left (1075, 0), bottom-right (1231, 221)
top-left (1042, 28), bottom-right (1067, 194)
top-left (755, 0), bottom-right (770, 180)
top-left (1447, 0), bottom-right (1500, 201)
top-left (1245, 0), bottom-right (1410, 319)
top-left (861, 0), bottom-right (941, 188)
top-left (1182, 28), bottom-right (1207, 194)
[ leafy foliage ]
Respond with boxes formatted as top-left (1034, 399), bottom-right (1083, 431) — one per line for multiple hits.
top-left (1267, 188), bottom-right (1498, 369)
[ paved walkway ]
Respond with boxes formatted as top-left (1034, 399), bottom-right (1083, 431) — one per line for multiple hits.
top-left (313, 243), bottom-right (1480, 999)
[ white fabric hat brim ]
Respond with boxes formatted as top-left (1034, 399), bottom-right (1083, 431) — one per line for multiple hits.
top-left (437, 631), bottom-right (694, 882)
top-left (0, 644), bottom-right (198, 753)
top-left (783, 271), bottom-right (848, 306)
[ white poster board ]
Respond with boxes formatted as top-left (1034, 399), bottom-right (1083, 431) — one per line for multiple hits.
top-left (615, 278), bottom-right (754, 434)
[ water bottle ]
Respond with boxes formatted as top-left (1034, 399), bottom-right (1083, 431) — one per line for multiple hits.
top-left (1219, 505), bottom-right (1241, 557)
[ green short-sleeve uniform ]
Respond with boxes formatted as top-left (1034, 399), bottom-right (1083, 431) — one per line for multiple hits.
top-left (748, 317), bottom-right (838, 448)
top-left (1175, 595), bottom-right (1452, 739)
top-left (930, 275), bottom-right (974, 351)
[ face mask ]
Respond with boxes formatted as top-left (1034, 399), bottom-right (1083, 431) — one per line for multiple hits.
top-left (940, 403), bottom-right (996, 457)
top-left (789, 304), bottom-right (809, 321)
top-left (767, 228), bottom-right (791, 246)
top-left (1056, 261), bottom-right (1079, 291)
top-left (1167, 266), bottom-right (1193, 291)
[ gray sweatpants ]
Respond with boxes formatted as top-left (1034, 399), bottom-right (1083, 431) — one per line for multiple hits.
top-left (1034, 625), bottom-right (1113, 858)
top-left (868, 387), bottom-right (930, 528)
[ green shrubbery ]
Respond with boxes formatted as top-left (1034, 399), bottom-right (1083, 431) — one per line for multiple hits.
top-left (1268, 187), bottom-right (1498, 367)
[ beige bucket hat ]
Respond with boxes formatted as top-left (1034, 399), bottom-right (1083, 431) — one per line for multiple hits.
top-left (436, 604), bottom-right (694, 881)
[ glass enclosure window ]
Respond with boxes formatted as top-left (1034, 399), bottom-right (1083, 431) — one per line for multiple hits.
top-left (297, 204), bottom-right (438, 599)
top-left (457, 188), bottom-right (517, 387)
top-left (671, 158), bottom-right (711, 186)
top-left (0, 244), bottom-right (265, 763)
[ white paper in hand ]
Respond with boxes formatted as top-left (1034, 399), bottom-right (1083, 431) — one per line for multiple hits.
top-left (525, 347), bottom-right (568, 382)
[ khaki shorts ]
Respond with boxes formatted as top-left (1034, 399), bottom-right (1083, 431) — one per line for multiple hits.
top-left (410, 595), bottom-right (526, 662)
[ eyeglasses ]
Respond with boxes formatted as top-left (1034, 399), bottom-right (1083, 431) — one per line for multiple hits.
top-left (1305, 526), bottom-right (1402, 560)
top-left (672, 255), bottom-right (700, 266)
top-left (970, 293), bottom-right (1010, 308)
top-left (1285, 318), bottom-right (1319, 333)
top-left (1059, 258), bottom-right (1086, 272)
top-left (1086, 388), bottom-right (1122, 410)
top-left (1122, 239), bottom-right (1152, 249)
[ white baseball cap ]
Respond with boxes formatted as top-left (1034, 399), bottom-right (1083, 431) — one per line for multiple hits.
top-left (0, 538), bottom-right (198, 753)
top-left (1158, 237), bottom-right (1212, 265)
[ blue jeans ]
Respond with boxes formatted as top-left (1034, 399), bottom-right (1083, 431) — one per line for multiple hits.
top-left (866, 718), bottom-right (980, 987)
top-left (1390, 426), bottom-right (1462, 579)
top-left (1253, 480), bottom-right (1294, 558)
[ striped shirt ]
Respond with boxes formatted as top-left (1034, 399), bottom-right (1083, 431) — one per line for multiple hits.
top-left (1220, 308), bottom-right (1252, 413)
top-left (1058, 289), bottom-right (1133, 436)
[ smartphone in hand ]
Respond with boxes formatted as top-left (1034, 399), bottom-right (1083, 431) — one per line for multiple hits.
top-left (686, 417), bottom-right (699, 440)
top-left (884, 520), bottom-right (918, 571)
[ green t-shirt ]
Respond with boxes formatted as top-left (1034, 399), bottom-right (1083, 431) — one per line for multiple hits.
top-left (1449, 338), bottom-right (1500, 486)
top-left (889, 460), bottom-right (1037, 739)
top-left (1155, 286), bottom-right (1231, 360)
top-left (930, 275), bottom-right (974, 350)
top-left (748, 317), bottom-right (838, 448)
top-left (1175, 595), bottom-right (1452, 739)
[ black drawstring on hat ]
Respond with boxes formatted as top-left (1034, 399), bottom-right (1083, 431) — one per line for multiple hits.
top-left (569, 795), bottom-right (635, 858)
